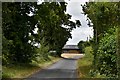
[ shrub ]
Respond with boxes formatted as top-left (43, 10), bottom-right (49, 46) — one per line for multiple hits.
top-left (33, 44), bottom-right (51, 63)
top-left (96, 28), bottom-right (117, 77)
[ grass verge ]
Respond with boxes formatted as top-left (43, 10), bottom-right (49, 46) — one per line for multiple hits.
top-left (77, 46), bottom-right (110, 79)
top-left (77, 46), bottom-right (94, 78)
top-left (2, 56), bottom-right (61, 79)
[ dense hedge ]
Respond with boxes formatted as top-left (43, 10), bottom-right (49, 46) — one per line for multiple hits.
top-left (96, 28), bottom-right (117, 77)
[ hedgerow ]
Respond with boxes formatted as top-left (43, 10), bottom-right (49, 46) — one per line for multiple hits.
top-left (96, 28), bottom-right (117, 77)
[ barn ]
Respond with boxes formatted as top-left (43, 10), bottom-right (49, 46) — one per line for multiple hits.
top-left (62, 45), bottom-right (80, 54)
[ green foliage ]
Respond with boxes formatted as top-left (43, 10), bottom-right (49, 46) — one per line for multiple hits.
top-left (35, 2), bottom-right (81, 56)
top-left (78, 41), bottom-right (85, 53)
top-left (2, 2), bottom-right (80, 65)
top-left (82, 2), bottom-right (118, 35)
top-left (78, 41), bottom-right (90, 53)
top-left (34, 44), bottom-right (50, 63)
top-left (77, 46), bottom-right (94, 78)
top-left (82, 2), bottom-right (120, 77)
top-left (2, 2), bottom-right (38, 64)
top-left (117, 26), bottom-right (120, 79)
top-left (2, 36), bottom-right (13, 65)
top-left (96, 28), bottom-right (117, 77)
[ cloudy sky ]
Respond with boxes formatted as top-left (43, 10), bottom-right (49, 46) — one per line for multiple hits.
top-left (65, 0), bottom-right (93, 45)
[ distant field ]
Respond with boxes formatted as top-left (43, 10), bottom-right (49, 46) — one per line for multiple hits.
top-left (61, 53), bottom-right (84, 58)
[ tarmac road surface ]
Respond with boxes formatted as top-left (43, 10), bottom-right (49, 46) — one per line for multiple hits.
top-left (26, 54), bottom-right (84, 80)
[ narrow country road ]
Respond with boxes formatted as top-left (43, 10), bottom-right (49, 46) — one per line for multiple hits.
top-left (26, 54), bottom-right (84, 80)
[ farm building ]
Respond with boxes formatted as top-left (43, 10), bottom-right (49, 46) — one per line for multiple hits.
top-left (62, 45), bottom-right (80, 54)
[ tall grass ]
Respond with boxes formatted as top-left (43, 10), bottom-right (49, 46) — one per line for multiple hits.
top-left (77, 46), bottom-right (109, 78)
top-left (77, 46), bottom-right (94, 78)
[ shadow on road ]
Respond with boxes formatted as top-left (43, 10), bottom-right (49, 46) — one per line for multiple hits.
top-left (61, 57), bottom-right (78, 60)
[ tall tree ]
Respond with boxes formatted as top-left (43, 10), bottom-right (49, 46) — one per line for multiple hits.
top-left (82, 2), bottom-right (120, 77)
top-left (34, 2), bottom-right (81, 56)
top-left (2, 2), bottom-right (37, 63)
top-left (2, 2), bottom-right (81, 64)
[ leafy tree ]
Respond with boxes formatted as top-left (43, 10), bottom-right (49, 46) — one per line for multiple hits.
top-left (78, 41), bottom-right (85, 53)
top-left (82, 2), bottom-right (120, 77)
top-left (78, 40), bottom-right (90, 53)
top-left (2, 2), bottom-right (81, 64)
top-left (2, 2), bottom-right (38, 63)
top-left (34, 2), bottom-right (81, 56)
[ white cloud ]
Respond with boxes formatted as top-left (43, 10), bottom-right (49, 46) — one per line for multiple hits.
top-left (65, 0), bottom-right (89, 2)
top-left (66, 27), bottom-right (93, 45)
top-left (65, 1), bottom-right (93, 45)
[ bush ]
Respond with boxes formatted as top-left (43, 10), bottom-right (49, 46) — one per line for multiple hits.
top-left (33, 44), bottom-right (51, 63)
top-left (96, 28), bottom-right (117, 77)
top-left (2, 36), bottom-right (14, 65)
top-left (78, 41), bottom-right (90, 53)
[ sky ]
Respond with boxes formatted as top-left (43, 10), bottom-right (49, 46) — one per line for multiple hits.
top-left (65, 0), bottom-right (93, 45)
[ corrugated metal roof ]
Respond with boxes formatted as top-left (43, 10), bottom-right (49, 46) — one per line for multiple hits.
top-left (62, 45), bottom-right (79, 50)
